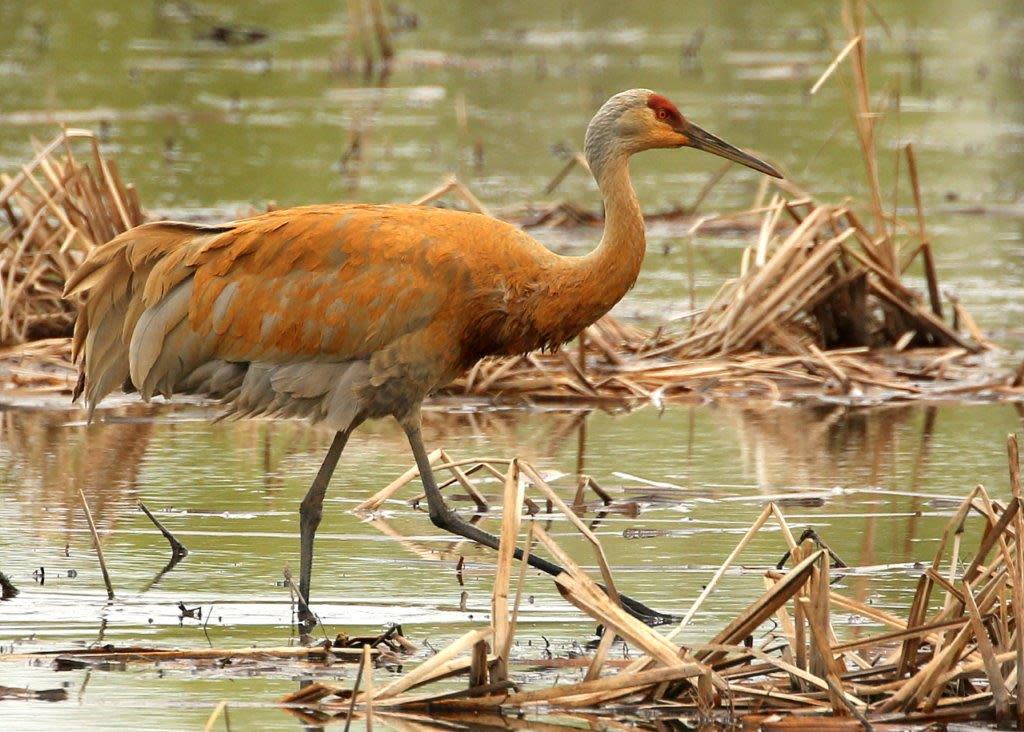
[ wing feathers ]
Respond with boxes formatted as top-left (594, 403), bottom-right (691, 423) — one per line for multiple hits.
top-left (129, 280), bottom-right (194, 398)
top-left (64, 204), bottom-right (500, 426)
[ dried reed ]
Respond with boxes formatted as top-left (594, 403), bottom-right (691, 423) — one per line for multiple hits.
top-left (0, 0), bottom-right (1008, 407)
top-left (0, 129), bottom-right (144, 347)
top-left (283, 436), bottom-right (1024, 728)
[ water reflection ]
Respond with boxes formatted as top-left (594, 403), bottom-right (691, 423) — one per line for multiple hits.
top-left (0, 400), bottom-right (1001, 550)
top-left (2, 400), bottom-right (1023, 730)
top-left (723, 403), bottom-right (931, 494)
top-left (719, 403), bottom-right (943, 600)
top-left (0, 406), bottom-right (153, 537)
top-left (0, 405), bottom-right (589, 531)
top-left (283, 708), bottom-right (688, 731)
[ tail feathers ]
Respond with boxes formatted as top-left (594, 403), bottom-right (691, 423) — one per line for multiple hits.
top-left (65, 218), bottom-right (370, 433)
top-left (66, 221), bottom-right (229, 416)
top-left (83, 318), bottom-right (130, 420)
top-left (178, 360), bottom-right (247, 398)
top-left (128, 280), bottom-right (195, 397)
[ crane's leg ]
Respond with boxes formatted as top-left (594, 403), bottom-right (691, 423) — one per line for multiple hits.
top-left (298, 427), bottom-right (353, 631)
top-left (400, 415), bottom-right (677, 627)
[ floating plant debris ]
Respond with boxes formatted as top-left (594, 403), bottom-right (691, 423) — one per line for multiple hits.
top-left (284, 436), bottom-right (1024, 728)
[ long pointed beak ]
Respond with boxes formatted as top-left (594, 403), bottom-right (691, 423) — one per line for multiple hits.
top-left (681, 121), bottom-right (782, 178)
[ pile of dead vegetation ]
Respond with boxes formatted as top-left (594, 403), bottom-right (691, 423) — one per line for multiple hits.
top-left (270, 437), bottom-right (1024, 728)
top-left (0, 3), bottom-right (1015, 407)
top-left (0, 129), bottom-right (144, 347)
top-left (0, 128), bottom-right (144, 396)
top-left (6, 438), bottom-right (1024, 728)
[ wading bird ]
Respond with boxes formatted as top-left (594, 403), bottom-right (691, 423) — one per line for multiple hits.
top-left (64, 89), bottom-right (780, 628)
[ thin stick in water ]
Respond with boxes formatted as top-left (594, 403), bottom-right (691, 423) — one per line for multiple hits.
top-left (361, 643), bottom-right (374, 731)
top-left (202, 700), bottom-right (230, 732)
top-left (343, 647), bottom-right (367, 732)
top-left (78, 488), bottom-right (113, 600)
top-left (809, 35), bottom-right (861, 95)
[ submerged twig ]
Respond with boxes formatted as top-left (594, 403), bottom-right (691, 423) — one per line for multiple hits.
top-left (342, 646), bottom-right (368, 732)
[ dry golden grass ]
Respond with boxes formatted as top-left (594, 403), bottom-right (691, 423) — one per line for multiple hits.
top-left (0, 128), bottom-right (144, 347)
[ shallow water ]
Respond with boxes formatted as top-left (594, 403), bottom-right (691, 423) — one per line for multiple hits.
top-left (3, 401), bottom-right (1023, 729)
top-left (1, 0), bottom-right (1023, 338)
top-left (1, 0), bottom-right (1024, 729)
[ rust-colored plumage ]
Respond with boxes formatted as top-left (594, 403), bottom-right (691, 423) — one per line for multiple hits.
top-left (65, 89), bottom-right (780, 629)
top-left (65, 204), bottom-right (635, 429)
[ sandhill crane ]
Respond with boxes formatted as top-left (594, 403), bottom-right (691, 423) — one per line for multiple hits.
top-left (64, 89), bottom-right (781, 628)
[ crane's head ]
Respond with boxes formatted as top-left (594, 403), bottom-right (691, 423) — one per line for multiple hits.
top-left (584, 89), bottom-right (782, 180)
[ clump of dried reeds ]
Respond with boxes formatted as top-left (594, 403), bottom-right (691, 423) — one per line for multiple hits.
top-left (441, 0), bottom-right (1007, 406)
top-left (0, 128), bottom-right (144, 347)
top-left (282, 435), bottom-right (1024, 729)
top-left (675, 0), bottom-right (975, 362)
top-left (444, 307), bottom-right (1007, 405)
top-left (0, 0), bottom-right (1009, 408)
top-left (679, 186), bottom-right (973, 359)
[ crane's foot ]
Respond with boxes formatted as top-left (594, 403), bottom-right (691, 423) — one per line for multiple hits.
top-left (427, 500), bottom-right (678, 627)
top-left (401, 421), bottom-right (679, 628)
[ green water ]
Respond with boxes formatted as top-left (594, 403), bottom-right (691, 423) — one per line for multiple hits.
top-left (1, 1), bottom-right (1023, 730)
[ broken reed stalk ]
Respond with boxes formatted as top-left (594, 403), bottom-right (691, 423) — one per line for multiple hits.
top-left (77, 488), bottom-right (113, 600)
top-left (14, 643), bottom-right (387, 669)
top-left (675, 502), bottom-right (775, 630)
top-left (282, 567), bottom-right (314, 625)
top-left (202, 700), bottom-right (229, 732)
top-left (366, 0), bottom-right (393, 64)
top-left (342, 646), bottom-right (369, 732)
top-left (843, 0), bottom-right (891, 271)
top-left (138, 500), bottom-right (188, 560)
top-left (809, 34), bottom-right (861, 95)
top-left (904, 143), bottom-right (943, 320)
top-left (410, 174), bottom-right (491, 217)
top-left (1009, 433), bottom-right (1024, 726)
top-left (543, 152), bottom-right (590, 195)
top-left (491, 458), bottom-right (524, 681)
top-left (297, 439), bottom-right (1024, 727)
top-left (360, 644), bottom-right (374, 731)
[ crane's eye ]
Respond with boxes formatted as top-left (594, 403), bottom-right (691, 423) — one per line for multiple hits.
top-left (656, 109), bottom-right (668, 120)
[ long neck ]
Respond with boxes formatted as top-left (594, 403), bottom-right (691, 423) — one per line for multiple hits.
top-left (583, 153), bottom-right (646, 304)
top-left (531, 151), bottom-right (646, 344)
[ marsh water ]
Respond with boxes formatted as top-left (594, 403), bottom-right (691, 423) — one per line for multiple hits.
top-left (1, 1), bottom-right (1024, 729)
